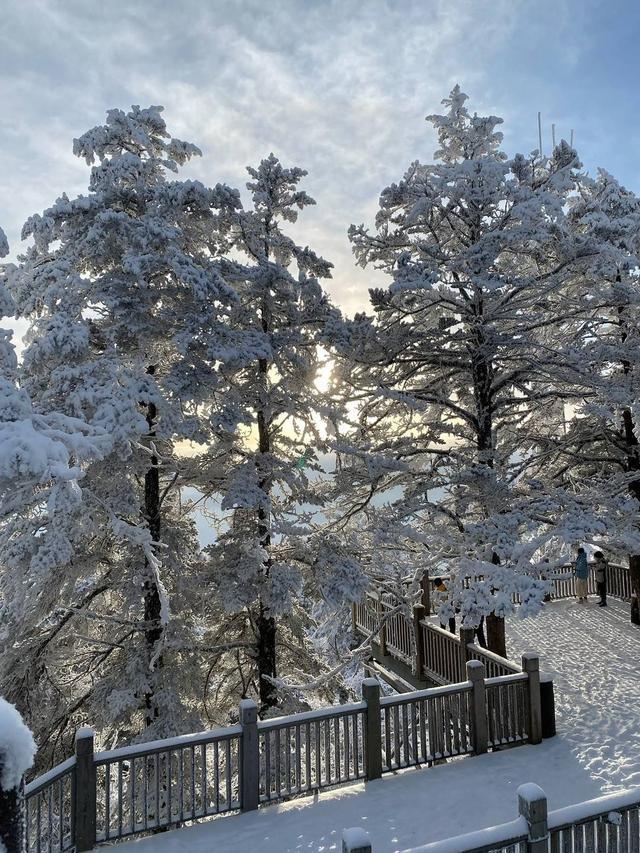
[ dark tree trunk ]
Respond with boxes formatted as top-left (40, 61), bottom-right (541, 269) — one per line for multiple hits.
top-left (256, 603), bottom-right (277, 712)
top-left (486, 612), bottom-right (506, 658)
top-left (616, 294), bottom-right (640, 623)
top-left (0, 771), bottom-right (24, 853)
top-left (255, 291), bottom-right (277, 714)
top-left (143, 370), bottom-right (163, 726)
top-left (470, 312), bottom-right (508, 656)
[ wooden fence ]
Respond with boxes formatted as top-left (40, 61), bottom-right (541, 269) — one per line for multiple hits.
top-left (412, 781), bottom-right (640, 852)
top-left (353, 595), bottom-right (522, 688)
top-left (354, 561), bottom-right (635, 691)
top-left (20, 658), bottom-right (542, 852)
top-left (550, 562), bottom-right (633, 602)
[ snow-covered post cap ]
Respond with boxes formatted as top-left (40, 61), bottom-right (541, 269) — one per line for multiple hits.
top-left (0, 696), bottom-right (36, 790)
top-left (517, 783), bottom-right (548, 846)
top-left (75, 726), bottom-right (95, 742)
top-left (466, 659), bottom-right (484, 679)
top-left (342, 826), bottom-right (372, 853)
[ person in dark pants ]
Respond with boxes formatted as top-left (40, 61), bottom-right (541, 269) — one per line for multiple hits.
top-left (433, 577), bottom-right (456, 633)
top-left (593, 551), bottom-right (608, 607)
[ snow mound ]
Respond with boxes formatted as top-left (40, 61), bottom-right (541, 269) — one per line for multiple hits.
top-left (0, 697), bottom-right (36, 789)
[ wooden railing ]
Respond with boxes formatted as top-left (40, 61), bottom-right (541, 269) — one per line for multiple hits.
top-left (354, 590), bottom-right (522, 687)
top-left (22, 659), bottom-right (543, 852)
top-left (94, 724), bottom-right (242, 842)
top-left (379, 681), bottom-right (474, 771)
top-left (414, 782), bottom-right (640, 852)
top-left (354, 561), bottom-right (634, 692)
top-left (485, 673), bottom-right (530, 749)
top-left (548, 562), bottom-right (633, 602)
top-left (258, 703), bottom-right (367, 803)
top-left (384, 601), bottom-right (415, 665)
top-left (421, 621), bottom-right (466, 685)
top-left (24, 757), bottom-right (75, 852)
top-left (467, 645), bottom-right (520, 679)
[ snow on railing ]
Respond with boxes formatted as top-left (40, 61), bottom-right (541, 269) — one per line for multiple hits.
top-left (94, 723), bottom-right (242, 842)
top-left (407, 782), bottom-right (640, 852)
top-left (467, 644), bottom-right (520, 679)
top-left (258, 701), bottom-right (367, 803)
top-left (24, 756), bottom-right (76, 853)
top-left (22, 659), bottom-right (544, 850)
top-left (379, 681), bottom-right (474, 771)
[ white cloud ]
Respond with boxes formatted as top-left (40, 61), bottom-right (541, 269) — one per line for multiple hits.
top-left (0, 0), bottom-right (548, 315)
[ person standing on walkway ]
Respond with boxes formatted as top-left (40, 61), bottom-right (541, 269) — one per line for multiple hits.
top-left (575, 547), bottom-right (589, 603)
top-left (433, 577), bottom-right (456, 633)
top-left (593, 551), bottom-right (608, 607)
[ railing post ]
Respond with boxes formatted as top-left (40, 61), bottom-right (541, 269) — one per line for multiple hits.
top-left (467, 660), bottom-right (488, 755)
top-left (362, 678), bottom-right (382, 781)
top-left (377, 598), bottom-right (388, 657)
top-left (239, 699), bottom-right (260, 811)
top-left (342, 826), bottom-right (372, 852)
top-left (540, 673), bottom-right (556, 739)
top-left (420, 570), bottom-right (431, 614)
top-left (74, 727), bottom-right (96, 852)
top-left (412, 604), bottom-right (426, 677)
top-left (517, 783), bottom-right (548, 852)
top-left (459, 626), bottom-right (474, 680)
top-left (522, 654), bottom-right (542, 745)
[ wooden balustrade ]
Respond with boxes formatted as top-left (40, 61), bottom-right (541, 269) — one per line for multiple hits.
top-left (379, 681), bottom-right (474, 771)
top-left (21, 656), bottom-right (546, 851)
top-left (420, 621), bottom-right (466, 685)
top-left (258, 704), bottom-right (367, 803)
top-left (418, 783), bottom-right (640, 852)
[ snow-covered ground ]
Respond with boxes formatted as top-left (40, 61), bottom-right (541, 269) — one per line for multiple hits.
top-left (506, 595), bottom-right (640, 792)
top-left (101, 597), bottom-right (640, 852)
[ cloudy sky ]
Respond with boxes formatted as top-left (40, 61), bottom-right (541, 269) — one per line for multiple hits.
top-left (2, 0), bottom-right (639, 316)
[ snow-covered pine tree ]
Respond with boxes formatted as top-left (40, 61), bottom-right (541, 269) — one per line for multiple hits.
top-left (546, 170), bottom-right (640, 613)
top-left (1, 107), bottom-right (242, 763)
top-left (0, 230), bottom-right (114, 767)
top-left (201, 155), bottom-right (366, 714)
top-left (341, 87), bottom-right (601, 655)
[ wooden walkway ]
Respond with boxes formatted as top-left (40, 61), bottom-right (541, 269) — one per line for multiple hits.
top-left (353, 563), bottom-right (634, 693)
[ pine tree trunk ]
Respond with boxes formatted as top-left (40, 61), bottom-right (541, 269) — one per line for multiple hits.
top-left (486, 612), bottom-right (506, 658)
top-left (256, 603), bottom-right (277, 711)
top-left (471, 309), bottom-right (508, 656)
top-left (143, 376), bottom-right (163, 726)
top-left (255, 289), bottom-right (277, 713)
top-left (617, 296), bottom-right (640, 624)
top-left (0, 772), bottom-right (24, 853)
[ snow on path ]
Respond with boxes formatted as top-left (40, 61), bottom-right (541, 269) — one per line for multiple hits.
top-left (505, 596), bottom-right (640, 791)
top-left (105, 597), bottom-right (640, 852)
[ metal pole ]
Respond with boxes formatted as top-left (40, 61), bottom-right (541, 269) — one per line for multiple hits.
top-left (537, 112), bottom-right (543, 156)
